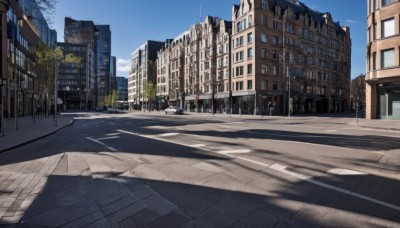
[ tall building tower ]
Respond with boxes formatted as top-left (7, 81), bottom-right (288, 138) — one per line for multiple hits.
top-left (231, 0), bottom-right (351, 115)
top-left (95, 25), bottom-right (111, 106)
top-left (60, 17), bottom-right (97, 109)
top-left (366, 0), bottom-right (400, 120)
top-left (128, 41), bottom-right (165, 110)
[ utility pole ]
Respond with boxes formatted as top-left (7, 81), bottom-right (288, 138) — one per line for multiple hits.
top-left (54, 57), bottom-right (58, 127)
top-left (288, 65), bottom-right (291, 117)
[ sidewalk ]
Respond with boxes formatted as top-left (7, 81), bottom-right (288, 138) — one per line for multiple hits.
top-left (0, 114), bottom-right (74, 153)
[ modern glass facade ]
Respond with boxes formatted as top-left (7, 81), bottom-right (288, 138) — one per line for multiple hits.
top-left (95, 25), bottom-right (111, 106)
top-left (378, 83), bottom-right (400, 120)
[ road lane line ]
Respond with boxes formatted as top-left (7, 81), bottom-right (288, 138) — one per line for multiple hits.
top-left (86, 137), bottom-right (118, 152)
top-left (116, 129), bottom-right (400, 212)
top-left (96, 136), bottom-right (120, 141)
top-left (328, 168), bottom-right (366, 176)
top-left (107, 147), bottom-right (118, 152)
top-left (86, 137), bottom-right (106, 146)
top-left (158, 133), bottom-right (180, 137)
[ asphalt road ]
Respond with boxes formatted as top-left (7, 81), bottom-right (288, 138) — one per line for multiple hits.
top-left (1, 112), bottom-right (400, 227)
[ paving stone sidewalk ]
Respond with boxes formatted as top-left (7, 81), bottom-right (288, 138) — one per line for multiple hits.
top-left (0, 113), bottom-right (75, 153)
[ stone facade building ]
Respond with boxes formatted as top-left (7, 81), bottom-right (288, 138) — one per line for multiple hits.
top-left (230, 0), bottom-right (351, 115)
top-left (215, 20), bottom-right (233, 114)
top-left (366, 0), bottom-right (400, 120)
top-left (156, 40), bottom-right (172, 110)
top-left (183, 23), bottom-right (202, 112)
top-left (169, 32), bottom-right (188, 107)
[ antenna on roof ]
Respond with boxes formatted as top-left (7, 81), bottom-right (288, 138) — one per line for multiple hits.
top-left (199, 0), bottom-right (203, 22)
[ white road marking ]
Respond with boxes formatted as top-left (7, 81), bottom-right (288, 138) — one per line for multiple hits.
top-left (218, 149), bottom-right (252, 154)
top-left (191, 144), bottom-right (206, 148)
top-left (96, 136), bottom-right (120, 141)
top-left (107, 147), bottom-right (118, 152)
top-left (86, 137), bottom-right (106, 146)
top-left (328, 168), bottom-right (366, 176)
top-left (86, 137), bottom-right (118, 152)
top-left (117, 129), bottom-right (400, 212)
top-left (158, 133), bottom-right (180, 137)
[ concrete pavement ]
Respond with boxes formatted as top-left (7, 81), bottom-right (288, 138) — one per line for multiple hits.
top-left (1, 110), bottom-right (399, 154)
top-left (0, 112), bottom-right (399, 227)
top-left (0, 113), bottom-right (75, 153)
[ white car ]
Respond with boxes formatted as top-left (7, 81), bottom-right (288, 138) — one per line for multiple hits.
top-left (165, 106), bottom-right (183, 115)
top-left (107, 107), bottom-right (118, 113)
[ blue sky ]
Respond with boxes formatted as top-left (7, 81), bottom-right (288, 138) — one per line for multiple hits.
top-left (52, 0), bottom-right (366, 78)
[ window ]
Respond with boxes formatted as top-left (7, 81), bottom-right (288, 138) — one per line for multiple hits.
top-left (261, 15), bottom-right (268, 27)
top-left (236, 81), bottom-right (243, 91)
top-left (373, 0), bottom-right (378, 10)
top-left (262, 0), bottom-right (267, 10)
top-left (261, 33), bottom-right (267, 43)
top-left (273, 20), bottom-right (280, 30)
top-left (247, 80), bottom-right (253, 90)
top-left (247, 64), bottom-right (253, 75)
top-left (236, 51), bottom-right (244, 61)
top-left (247, 32), bottom-right (253, 43)
top-left (273, 81), bottom-right (278, 90)
top-left (367, 27), bottom-right (371, 43)
top-left (382, 0), bottom-right (396, 6)
top-left (381, 49), bottom-right (395, 69)
top-left (272, 50), bottom-right (277, 59)
top-left (272, 36), bottom-right (279, 45)
top-left (262, 80), bottom-right (268, 90)
top-left (236, 66), bottom-right (244, 76)
top-left (372, 52), bottom-right (376, 70)
top-left (235, 36), bottom-right (244, 47)
top-left (382, 18), bottom-right (395, 38)
top-left (373, 23), bottom-right (377, 40)
top-left (247, 48), bottom-right (253, 59)
top-left (273, 66), bottom-right (279, 75)
top-left (248, 15), bottom-right (253, 27)
top-left (261, 64), bottom-right (267, 74)
top-left (261, 49), bottom-right (268, 58)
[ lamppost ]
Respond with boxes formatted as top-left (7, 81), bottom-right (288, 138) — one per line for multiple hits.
top-left (339, 88), bottom-right (342, 113)
top-left (356, 95), bottom-right (359, 125)
top-left (287, 65), bottom-right (291, 117)
top-left (0, 79), bottom-right (5, 136)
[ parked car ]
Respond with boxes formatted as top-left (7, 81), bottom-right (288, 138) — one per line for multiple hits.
top-left (95, 106), bottom-right (104, 112)
top-left (165, 106), bottom-right (183, 115)
top-left (107, 107), bottom-right (118, 113)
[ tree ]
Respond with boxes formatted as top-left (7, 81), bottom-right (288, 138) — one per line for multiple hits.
top-left (104, 90), bottom-right (118, 108)
top-left (143, 81), bottom-right (156, 111)
top-left (34, 41), bottom-right (55, 117)
top-left (34, 42), bottom-right (80, 116)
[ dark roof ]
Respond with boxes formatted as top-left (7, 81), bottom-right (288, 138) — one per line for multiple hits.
top-left (269, 0), bottom-right (346, 35)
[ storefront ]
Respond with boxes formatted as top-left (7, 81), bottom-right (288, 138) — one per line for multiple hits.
top-left (378, 83), bottom-right (400, 120)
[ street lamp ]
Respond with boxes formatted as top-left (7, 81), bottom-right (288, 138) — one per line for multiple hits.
top-left (287, 65), bottom-right (291, 117)
top-left (0, 79), bottom-right (5, 136)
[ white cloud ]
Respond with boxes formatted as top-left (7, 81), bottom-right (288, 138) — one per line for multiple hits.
top-left (346, 19), bottom-right (360, 24)
top-left (117, 58), bottom-right (131, 73)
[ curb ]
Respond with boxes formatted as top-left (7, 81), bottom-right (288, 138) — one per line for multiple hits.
top-left (350, 124), bottom-right (400, 132)
top-left (0, 118), bottom-right (75, 153)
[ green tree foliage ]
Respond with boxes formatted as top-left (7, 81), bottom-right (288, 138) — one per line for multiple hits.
top-left (34, 41), bottom-right (55, 96)
top-left (143, 80), bottom-right (156, 111)
top-left (104, 90), bottom-right (118, 108)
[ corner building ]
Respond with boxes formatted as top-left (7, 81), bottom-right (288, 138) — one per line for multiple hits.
top-left (231, 0), bottom-right (351, 115)
top-left (366, 0), bottom-right (400, 120)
